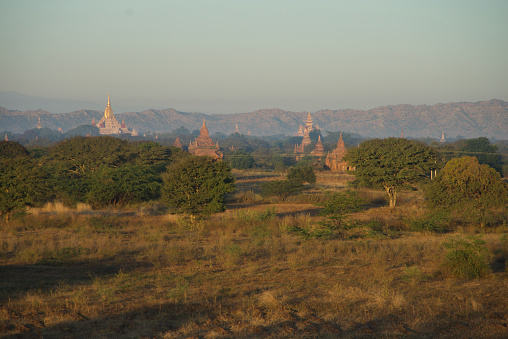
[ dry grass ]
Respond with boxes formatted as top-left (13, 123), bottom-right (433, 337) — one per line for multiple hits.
top-left (1, 171), bottom-right (507, 338)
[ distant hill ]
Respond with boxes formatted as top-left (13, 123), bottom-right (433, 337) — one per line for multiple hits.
top-left (1, 99), bottom-right (507, 139)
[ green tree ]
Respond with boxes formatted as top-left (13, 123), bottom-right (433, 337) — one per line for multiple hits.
top-left (161, 156), bottom-right (235, 214)
top-left (49, 136), bottom-right (135, 175)
top-left (461, 137), bottom-right (502, 173)
top-left (87, 165), bottom-right (162, 208)
top-left (345, 138), bottom-right (439, 208)
top-left (261, 180), bottom-right (305, 201)
top-left (0, 141), bottom-right (29, 159)
top-left (0, 158), bottom-right (49, 221)
top-left (131, 141), bottom-right (180, 171)
top-left (286, 165), bottom-right (316, 184)
top-left (228, 151), bottom-right (254, 170)
top-left (425, 156), bottom-right (508, 226)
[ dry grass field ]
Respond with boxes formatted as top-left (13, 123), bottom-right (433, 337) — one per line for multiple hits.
top-left (1, 171), bottom-right (507, 338)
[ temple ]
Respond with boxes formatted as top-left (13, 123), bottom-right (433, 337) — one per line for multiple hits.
top-left (295, 111), bottom-right (320, 137)
top-left (173, 137), bottom-right (183, 149)
top-left (188, 120), bottom-right (223, 160)
top-left (439, 131), bottom-right (446, 143)
top-left (310, 135), bottom-right (325, 157)
top-left (294, 128), bottom-right (312, 159)
top-left (325, 132), bottom-right (353, 172)
top-left (93, 94), bottom-right (138, 136)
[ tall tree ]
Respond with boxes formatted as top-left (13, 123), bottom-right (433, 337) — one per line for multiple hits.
top-left (345, 138), bottom-right (439, 208)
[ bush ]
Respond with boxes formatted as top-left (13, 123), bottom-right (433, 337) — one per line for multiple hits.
top-left (228, 151), bottom-right (254, 170)
top-left (286, 165), bottom-right (316, 184)
top-left (260, 180), bottom-right (304, 201)
top-left (161, 156), bottom-right (235, 214)
top-left (319, 190), bottom-right (365, 229)
top-left (410, 211), bottom-right (449, 233)
top-left (426, 156), bottom-right (508, 226)
top-left (443, 236), bottom-right (490, 279)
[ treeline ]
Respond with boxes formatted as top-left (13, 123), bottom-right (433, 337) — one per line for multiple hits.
top-left (0, 137), bottom-right (234, 220)
top-left (7, 124), bottom-right (506, 175)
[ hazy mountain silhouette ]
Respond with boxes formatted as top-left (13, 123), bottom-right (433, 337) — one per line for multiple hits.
top-left (0, 98), bottom-right (506, 139)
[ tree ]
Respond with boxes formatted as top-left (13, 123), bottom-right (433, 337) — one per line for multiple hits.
top-left (161, 156), bottom-right (235, 214)
top-left (0, 141), bottom-right (29, 159)
top-left (286, 165), bottom-right (316, 184)
top-left (49, 136), bottom-right (134, 175)
top-left (425, 156), bottom-right (508, 226)
top-left (345, 138), bottom-right (439, 208)
top-left (87, 165), bottom-right (162, 208)
top-left (260, 180), bottom-right (304, 201)
top-left (228, 151), bottom-right (254, 170)
top-left (0, 158), bottom-right (49, 221)
top-left (461, 137), bottom-right (502, 173)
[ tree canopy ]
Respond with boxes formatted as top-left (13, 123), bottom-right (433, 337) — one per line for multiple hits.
top-left (425, 156), bottom-right (508, 226)
top-left (0, 141), bottom-right (29, 159)
top-left (286, 165), bottom-right (316, 184)
top-left (228, 150), bottom-right (254, 170)
top-left (461, 137), bottom-right (502, 173)
top-left (0, 157), bottom-right (49, 221)
top-left (161, 156), bottom-right (235, 214)
top-left (345, 138), bottom-right (439, 207)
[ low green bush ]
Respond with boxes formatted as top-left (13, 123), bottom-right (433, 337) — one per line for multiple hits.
top-left (443, 236), bottom-right (490, 279)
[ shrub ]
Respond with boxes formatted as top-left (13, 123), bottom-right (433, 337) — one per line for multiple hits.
top-left (443, 236), bottom-right (490, 279)
top-left (319, 190), bottom-right (366, 229)
top-left (410, 211), bottom-right (449, 233)
top-left (286, 165), bottom-right (316, 184)
top-left (161, 156), bottom-right (235, 214)
top-left (426, 156), bottom-right (508, 227)
top-left (260, 180), bottom-right (304, 201)
top-left (228, 151), bottom-right (254, 170)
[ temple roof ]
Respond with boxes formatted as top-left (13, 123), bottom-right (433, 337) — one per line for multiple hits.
top-left (199, 119), bottom-right (210, 138)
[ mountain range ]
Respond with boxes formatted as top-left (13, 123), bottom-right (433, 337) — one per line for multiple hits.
top-left (1, 98), bottom-right (507, 139)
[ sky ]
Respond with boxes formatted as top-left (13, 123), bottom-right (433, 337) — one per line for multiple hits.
top-left (1, 0), bottom-right (507, 114)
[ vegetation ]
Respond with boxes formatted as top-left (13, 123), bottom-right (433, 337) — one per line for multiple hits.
top-left (286, 165), bottom-right (316, 184)
top-left (319, 190), bottom-right (366, 229)
top-left (443, 236), bottom-right (490, 279)
top-left (161, 155), bottom-right (236, 214)
top-left (461, 137), bottom-right (502, 173)
top-left (227, 150), bottom-right (254, 169)
top-left (261, 180), bottom-right (305, 201)
top-left (0, 181), bottom-right (507, 337)
top-left (0, 157), bottom-right (49, 221)
top-left (425, 156), bottom-right (508, 226)
top-left (345, 138), bottom-right (439, 208)
top-left (0, 133), bottom-right (507, 337)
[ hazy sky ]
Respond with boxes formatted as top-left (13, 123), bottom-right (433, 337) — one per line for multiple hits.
top-left (1, 0), bottom-right (507, 114)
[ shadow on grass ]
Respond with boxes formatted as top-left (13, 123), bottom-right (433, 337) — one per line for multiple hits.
top-left (0, 255), bottom-right (146, 304)
top-left (3, 298), bottom-right (501, 338)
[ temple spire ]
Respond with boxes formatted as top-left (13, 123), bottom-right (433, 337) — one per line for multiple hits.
top-left (104, 93), bottom-right (114, 119)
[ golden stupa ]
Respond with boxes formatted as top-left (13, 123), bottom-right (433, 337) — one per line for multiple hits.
top-left (104, 93), bottom-right (114, 119)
